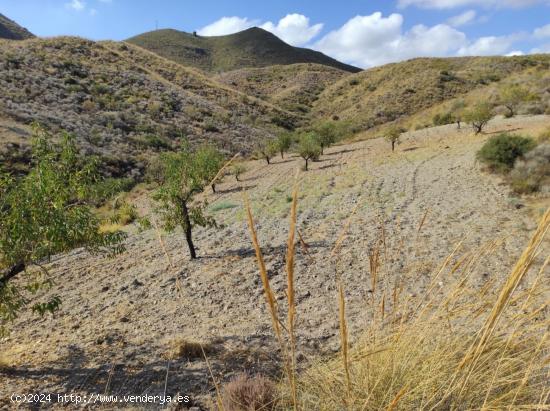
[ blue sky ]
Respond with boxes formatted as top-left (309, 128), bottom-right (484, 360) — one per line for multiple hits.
top-left (2, 0), bottom-right (550, 68)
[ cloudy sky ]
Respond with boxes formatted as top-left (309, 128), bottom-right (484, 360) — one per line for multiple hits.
top-left (3, 0), bottom-right (550, 68)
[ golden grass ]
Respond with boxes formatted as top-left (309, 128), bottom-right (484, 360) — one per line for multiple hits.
top-left (243, 169), bottom-right (550, 410)
top-left (292, 207), bottom-right (550, 410)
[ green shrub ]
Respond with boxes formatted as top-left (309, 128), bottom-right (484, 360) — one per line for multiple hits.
top-left (433, 112), bottom-right (455, 126)
top-left (510, 143), bottom-right (550, 194)
top-left (477, 133), bottom-right (536, 173)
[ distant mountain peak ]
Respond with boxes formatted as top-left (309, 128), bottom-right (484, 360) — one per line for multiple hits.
top-left (126, 27), bottom-right (361, 73)
top-left (0, 13), bottom-right (34, 40)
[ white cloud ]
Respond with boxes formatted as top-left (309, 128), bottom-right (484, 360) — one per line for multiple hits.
top-left (197, 14), bottom-right (322, 46)
top-left (534, 23), bottom-right (550, 38)
top-left (197, 16), bottom-right (257, 36)
top-left (398, 0), bottom-right (547, 9)
top-left (66, 0), bottom-right (86, 11)
top-left (531, 43), bottom-right (550, 53)
top-left (506, 50), bottom-right (525, 56)
top-left (260, 14), bottom-right (323, 46)
top-left (447, 10), bottom-right (477, 27)
top-left (314, 12), bottom-right (467, 67)
top-left (457, 33), bottom-right (522, 55)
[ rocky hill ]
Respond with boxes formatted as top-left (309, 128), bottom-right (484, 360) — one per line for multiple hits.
top-left (214, 63), bottom-right (350, 115)
top-left (126, 27), bottom-right (361, 73)
top-left (0, 13), bottom-right (34, 40)
top-left (0, 37), bottom-right (299, 177)
top-left (311, 55), bottom-right (550, 132)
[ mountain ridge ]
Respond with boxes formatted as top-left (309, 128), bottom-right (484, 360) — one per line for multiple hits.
top-left (126, 27), bottom-right (362, 73)
top-left (0, 13), bottom-right (34, 40)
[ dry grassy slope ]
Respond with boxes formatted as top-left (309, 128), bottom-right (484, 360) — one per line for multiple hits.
top-left (126, 27), bottom-right (361, 74)
top-left (213, 63), bottom-right (350, 115)
top-left (0, 13), bottom-right (34, 40)
top-left (0, 37), bottom-right (299, 177)
top-left (313, 55), bottom-right (550, 130)
top-left (1, 115), bottom-right (548, 408)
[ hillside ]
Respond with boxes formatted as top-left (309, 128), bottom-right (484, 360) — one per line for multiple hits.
top-left (0, 13), bottom-right (34, 40)
top-left (214, 63), bottom-right (350, 114)
top-left (312, 55), bottom-right (550, 132)
top-left (0, 37), bottom-right (299, 177)
top-left (2, 114), bottom-right (548, 407)
top-left (126, 27), bottom-right (361, 73)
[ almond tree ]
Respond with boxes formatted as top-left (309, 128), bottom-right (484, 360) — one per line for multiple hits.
top-left (298, 132), bottom-right (322, 171)
top-left (464, 102), bottom-right (493, 134)
top-left (150, 142), bottom-right (223, 259)
top-left (0, 126), bottom-right (126, 334)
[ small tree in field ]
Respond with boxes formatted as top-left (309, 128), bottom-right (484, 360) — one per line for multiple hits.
top-left (150, 142), bottom-right (222, 259)
top-left (257, 140), bottom-right (278, 165)
top-left (499, 84), bottom-right (533, 118)
top-left (276, 132), bottom-right (293, 159)
top-left (232, 163), bottom-right (247, 182)
top-left (298, 132), bottom-right (322, 171)
top-left (385, 126), bottom-right (404, 152)
top-left (464, 102), bottom-right (493, 134)
top-left (0, 126), bottom-right (126, 334)
top-left (314, 121), bottom-right (339, 154)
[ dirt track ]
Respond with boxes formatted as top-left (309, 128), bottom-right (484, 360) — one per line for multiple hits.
top-left (1, 115), bottom-right (549, 409)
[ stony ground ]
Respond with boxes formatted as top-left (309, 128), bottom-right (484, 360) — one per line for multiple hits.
top-left (1, 115), bottom-right (549, 410)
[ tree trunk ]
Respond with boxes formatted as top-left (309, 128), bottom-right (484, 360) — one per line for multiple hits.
top-left (304, 158), bottom-right (309, 171)
top-left (180, 200), bottom-right (197, 259)
top-left (457, 120), bottom-right (461, 129)
top-left (235, 175), bottom-right (240, 182)
top-left (391, 141), bottom-right (395, 152)
top-left (280, 151), bottom-right (284, 159)
top-left (211, 183), bottom-right (216, 194)
top-left (474, 123), bottom-right (483, 134)
top-left (265, 157), bottom-right (270, 165)
top-left (0, 262), bottom-right (26, 287)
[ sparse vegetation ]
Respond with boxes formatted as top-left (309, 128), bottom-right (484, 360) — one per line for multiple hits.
top-left (464, 101), bottom-right (493, 134)
top-left (477, 133), bottom-right (536, 172)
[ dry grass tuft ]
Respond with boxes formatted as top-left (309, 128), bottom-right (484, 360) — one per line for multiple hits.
top-left (221, 373), bottom-right (278, 411)
top-left (165, 338), bottom-right (213, 360)
top-left (290, 208), bottom-right (550, 410)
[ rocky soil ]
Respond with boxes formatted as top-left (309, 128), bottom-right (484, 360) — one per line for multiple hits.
top-left (1, 115), bottom-right (549, 409)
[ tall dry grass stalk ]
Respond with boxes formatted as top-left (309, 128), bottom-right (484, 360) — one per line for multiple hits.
top-left (293, 207), bottom-right (550, 410)
top-left (202, 345), bottom-right (225, 411)
top-left (338, 281), bottom-right (351, 398)
top-left (285, 184), bottom-right (298, 410)
top-left (244, 184), bottom-right (299, 411)
top-left (244, 193), bottom-right (283, 344)
top-left (368, 244), bottom-right (380, 294)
